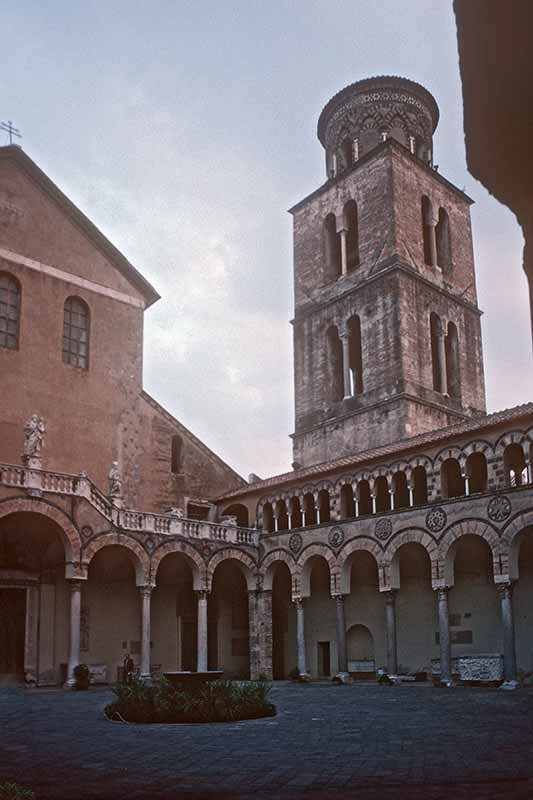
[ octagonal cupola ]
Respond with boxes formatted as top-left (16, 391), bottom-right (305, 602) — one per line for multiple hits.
top-left (317, 75), bottom-right (440, 178)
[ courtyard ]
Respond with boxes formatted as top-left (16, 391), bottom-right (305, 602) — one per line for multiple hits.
top-left (1, 682), bottom-right (533, 799)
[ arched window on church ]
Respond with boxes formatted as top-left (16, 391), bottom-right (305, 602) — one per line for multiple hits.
top-left (392, 471), bottom-right (409, 509)
top-left (436, 207), bottom-right (452, 273)
top-left (375, 476), bottom-right (390, 513)
top-left (303, 493), bottom-right (317, 525)
top-left (466, 452), bottom-right (487, 494)
top-left (171, 435), bottom-right (183, 474)
top-left (326, 325), bottom-right (344, 403)
top-left (430, 312), bottom-right (442, 392)
top-left (290, 496), bottom-right (303, 528)
top-left (262, 502), bottom-right (274, 533)
top-left (504, 444), bottom-right (528, 487)
top-left (324, 213), bottom-right (341, 282)
top-left (441, 458), bottom-right (465, 499)
top-left (0, 272), bottom-right (21, 350)
top-left (63, 296), bottom-right (90, 369)
top-left (343, 200), bottom-right (360, 271)
top-left (357, 480), bottom-right (372, 516)
top-left (348, 314), bottom-right (363, 395)
top-left (421, 196), bottom-right (433, 266)
top-left (341, 137), bottom-right (353, 170)
top-left (445, 322), bottom-right (461, 399)
top-left (340, 483), bottom-right (355, 519)
top-left (412, 465), bottom-right (428, 506)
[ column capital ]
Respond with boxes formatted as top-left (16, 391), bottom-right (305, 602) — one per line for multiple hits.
top-left (67, 578), bottom-right (84, 592)
top-left (138, 585), bottom-right (154, 596)
top-left (194, 588), bottom-right (210, 599)
top-left (497, 581), bottom-right (515, 599)
top-left (384, 589), bottom-right (397, 604)
top-left (293, 596), bottom-right (305, 607)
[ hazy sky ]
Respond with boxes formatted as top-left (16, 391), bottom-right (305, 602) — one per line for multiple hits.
top-left (4, 1), bottom-right (533, 479)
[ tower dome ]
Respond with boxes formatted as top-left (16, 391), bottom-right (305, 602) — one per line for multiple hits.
top-left (317, 75), bottom-right (439, 177)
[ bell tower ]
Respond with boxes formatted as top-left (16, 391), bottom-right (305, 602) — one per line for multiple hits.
top-left (290, 76), bottom-right (486, 469)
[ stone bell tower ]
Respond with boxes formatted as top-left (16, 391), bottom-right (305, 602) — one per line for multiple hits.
top-left (290, 76), bottom-right (486, 469)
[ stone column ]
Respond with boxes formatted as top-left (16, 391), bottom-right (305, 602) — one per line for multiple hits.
top-left (334, 595), bottom-right (348, 674)
top-left (273, 513), bottom-right (279, 533)
top-left (354, 497), bottom-right (360, 517)
top-left (315, 505), bottom-right (321, 525)
top-left (428, 216), bottom-right (438, 269)
top-left (371, 494), bottom-right (377, 514)
top-left (340, 333), bottom-right (351, 398)
top-left (408, 482), bottom-right (414, 507)
top-left (463, 472), bottom-right (470, 496)
top-left (339, 229), bottom-right (348, 276)
top-left (66, 579), bottom-right (82, 687)
top-left (248, 590), bottom-right (273, 680)
top-left (437, 587), bottom-right (452, 686)
top-left (385, 590), bottom-right (398, 675)
top-left (140, 586), bottom-right (152, 680)
top-left (498, 583), bottom-right (518, 688)
top-left (389, 489), bottom-right (395, 511)
top-left (196, 590), bottom-right (209, 672)
top-left (437, 327), bottom-right (448, 396)
top-left (24, 584), bottom-right (39, 684)
top-left (295, 599), bottom-right (309, 677)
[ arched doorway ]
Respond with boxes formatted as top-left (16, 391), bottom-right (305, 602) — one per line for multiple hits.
top-left (395, 543), bottom-right (434, 673)
top-left (271, 562), bottom-right (294, 679)
top-left (211, 560), bottom-right (250, 678)
top-left (0, 511), bottom-right (69, 685)
top-left (344, 551), bottom-right (385, 674)
top-left (152, 553), bottom-right (200, 673)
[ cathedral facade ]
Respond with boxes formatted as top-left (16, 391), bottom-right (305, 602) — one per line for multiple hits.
top-left (1, 76), bottom-right (532, 688)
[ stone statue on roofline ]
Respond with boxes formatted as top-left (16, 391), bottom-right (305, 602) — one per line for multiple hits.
top-left (22, 414), bottom-right (46, 465)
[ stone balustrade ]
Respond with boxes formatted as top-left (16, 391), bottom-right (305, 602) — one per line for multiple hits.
top-left (0, 462), bottom-right (259, 547)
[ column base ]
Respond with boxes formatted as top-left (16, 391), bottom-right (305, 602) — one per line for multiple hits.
top-left (297, 672), bottom-right (311, 682)
top-left (64, 678), bottom-right (76, 689)
top-left (139, 673), bottom-right (153, 685)
top-left (500, 680), bottom-right (519, 691)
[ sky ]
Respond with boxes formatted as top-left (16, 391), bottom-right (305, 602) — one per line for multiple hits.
top-left (4, 1), bottom-right (533, 480)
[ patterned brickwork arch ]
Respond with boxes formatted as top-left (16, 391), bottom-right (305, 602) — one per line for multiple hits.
top-left (337, 536), bottom-right (382, 594)
top-left (438, 519), bottom-right (501, 586)
top-left (261, 549), bottom-right (299, 591)
top-left (82, 532), bottom-right (150, 586)
top-left (150, 540), bottom-right (206, 590)
top-left (434, 445), bottom-right (465, 468)
top-left (0, 496), bottom-right (81, 575)
top-left (494, 430), bottom-right (530, 457)
top-left (461, 439), bottom-right (494, 459)
top-left (500, 510), bottom-right (533, 581)
top-left (206, 547), bottom-right (258, 591)
top-left (298, 543), bottom-right (339, 598)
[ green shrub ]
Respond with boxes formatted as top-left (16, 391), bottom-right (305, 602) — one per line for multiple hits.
top-left (73, 663), bottom-right (90, 690)
top-left (0, 782), bottom-right (35, 800)
top-left (105, 675), bottom-right (275, 724)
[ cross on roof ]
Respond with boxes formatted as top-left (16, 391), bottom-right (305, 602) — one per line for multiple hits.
top-left (1, 120), bottom-right (21, 145)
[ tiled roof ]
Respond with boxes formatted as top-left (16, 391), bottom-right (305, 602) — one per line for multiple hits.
top-left (216, 402), bottom-right (533, 501)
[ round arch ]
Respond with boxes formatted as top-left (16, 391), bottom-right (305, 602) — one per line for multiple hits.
top-left (298, 544), bottom-right (338, 597)
top-left (206, 548), bottom-right (257, 591)
top-left (501, 510), bottom-right (533, 580)
top-left (261, 550), bottom-right (298, 591)
top-left (337, 537), bottom-right (382, 594)
top-left (384, 528), bottom-right (438, 589)
top-left (150, 540), bottom-right (206, 589)
top-left (438, 519), bottom-right (500, 586)
top-left (82, 533), bottom-right (150, 586)
top-left (0, 497), bottom-right (81, 575)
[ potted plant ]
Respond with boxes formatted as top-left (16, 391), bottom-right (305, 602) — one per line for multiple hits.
top-left (73, 663), bottom-right (90, 690)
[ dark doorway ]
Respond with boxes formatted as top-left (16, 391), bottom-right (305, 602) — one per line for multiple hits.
top-left (317, 641), bottom-right (331, 677)
top-left (0, 589), bottom-right (26, 675)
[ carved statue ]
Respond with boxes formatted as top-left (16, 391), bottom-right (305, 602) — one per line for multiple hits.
top-left (108, 461), bottom-right (122, 498)
top-left (23, 414), bottom-right (46, 458)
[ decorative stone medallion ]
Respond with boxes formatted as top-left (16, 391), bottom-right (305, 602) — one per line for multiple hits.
top-left (289, 533), bottom-right (303, 554)
top-left (487, 495), bottom-right (511, 523)
top-left (328, 527), bottom-right (345, 548)
top-left (80, 525), bottom-right (93, 541)
top-left (375, 518), bottom-right (393, 541)
top-left (145, 537), bottom-right (156, 554)
top-left (426, 507), bottom-right (447, 533)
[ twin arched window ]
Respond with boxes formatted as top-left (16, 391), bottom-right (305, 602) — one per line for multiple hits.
top-left (63, 296), bottom-right (90, 369)
top-left (0, 272), bottom-right (21, 350)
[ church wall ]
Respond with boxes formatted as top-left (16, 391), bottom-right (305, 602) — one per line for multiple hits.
top-left (344, 588), bottom-right (387, 672)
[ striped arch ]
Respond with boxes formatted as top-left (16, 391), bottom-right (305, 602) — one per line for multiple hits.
top-left (261, 549), bottom-right (299, 591)
top-left (82, 532), bottom-right (150, 586)
top-left (501, 510), bottom-right (533, 581)
top-left (494, 430), bottom-right (530, 458)
top-left (384, 528), bottom-right (438, 590)
top-left (0, 496), bottom-right (81, 576)
top-left (437, 519), bottom-right (501, 586)
top-left (337, 536), bottom-right (383, 594)
top-left (461, 439), bottom-right (494, 459)
top-left (434, 445), bottom-right (465, 468)
top-left (206, 547), bottom-right (257, 591)
top-left (298, 543), bottom-right (339, 598)
top-left (150, 540), bottom-right (206, 590)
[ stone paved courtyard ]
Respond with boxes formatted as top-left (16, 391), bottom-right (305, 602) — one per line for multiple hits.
top-left (1, 683), bottom-right (533, 799)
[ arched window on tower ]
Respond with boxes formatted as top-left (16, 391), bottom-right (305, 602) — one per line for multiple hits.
top-left (348, 315), bottom-right (363, 395)
top-left (436, 208), bottom-right (452, 273)
top-left (63, 296), bottom-right (90, 369)
top-left (326, 325), bottom-right (344, 403)
top-left (0, 272), bottom-right (21, 350)
top-left (343, 200), bottom-right (360, 271)
top-left (430, 312), bottom-right (443, 392)
top-left (171, 435), bottom-right (183, 474)
top-left (324, 213), bottom-right (341, 282)
top-left (445, 322), bottom-right (461, 399)
top-left (421, 196), bottom-right (433, 267)
top-left (341, 137), bottom-right (353, 171)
